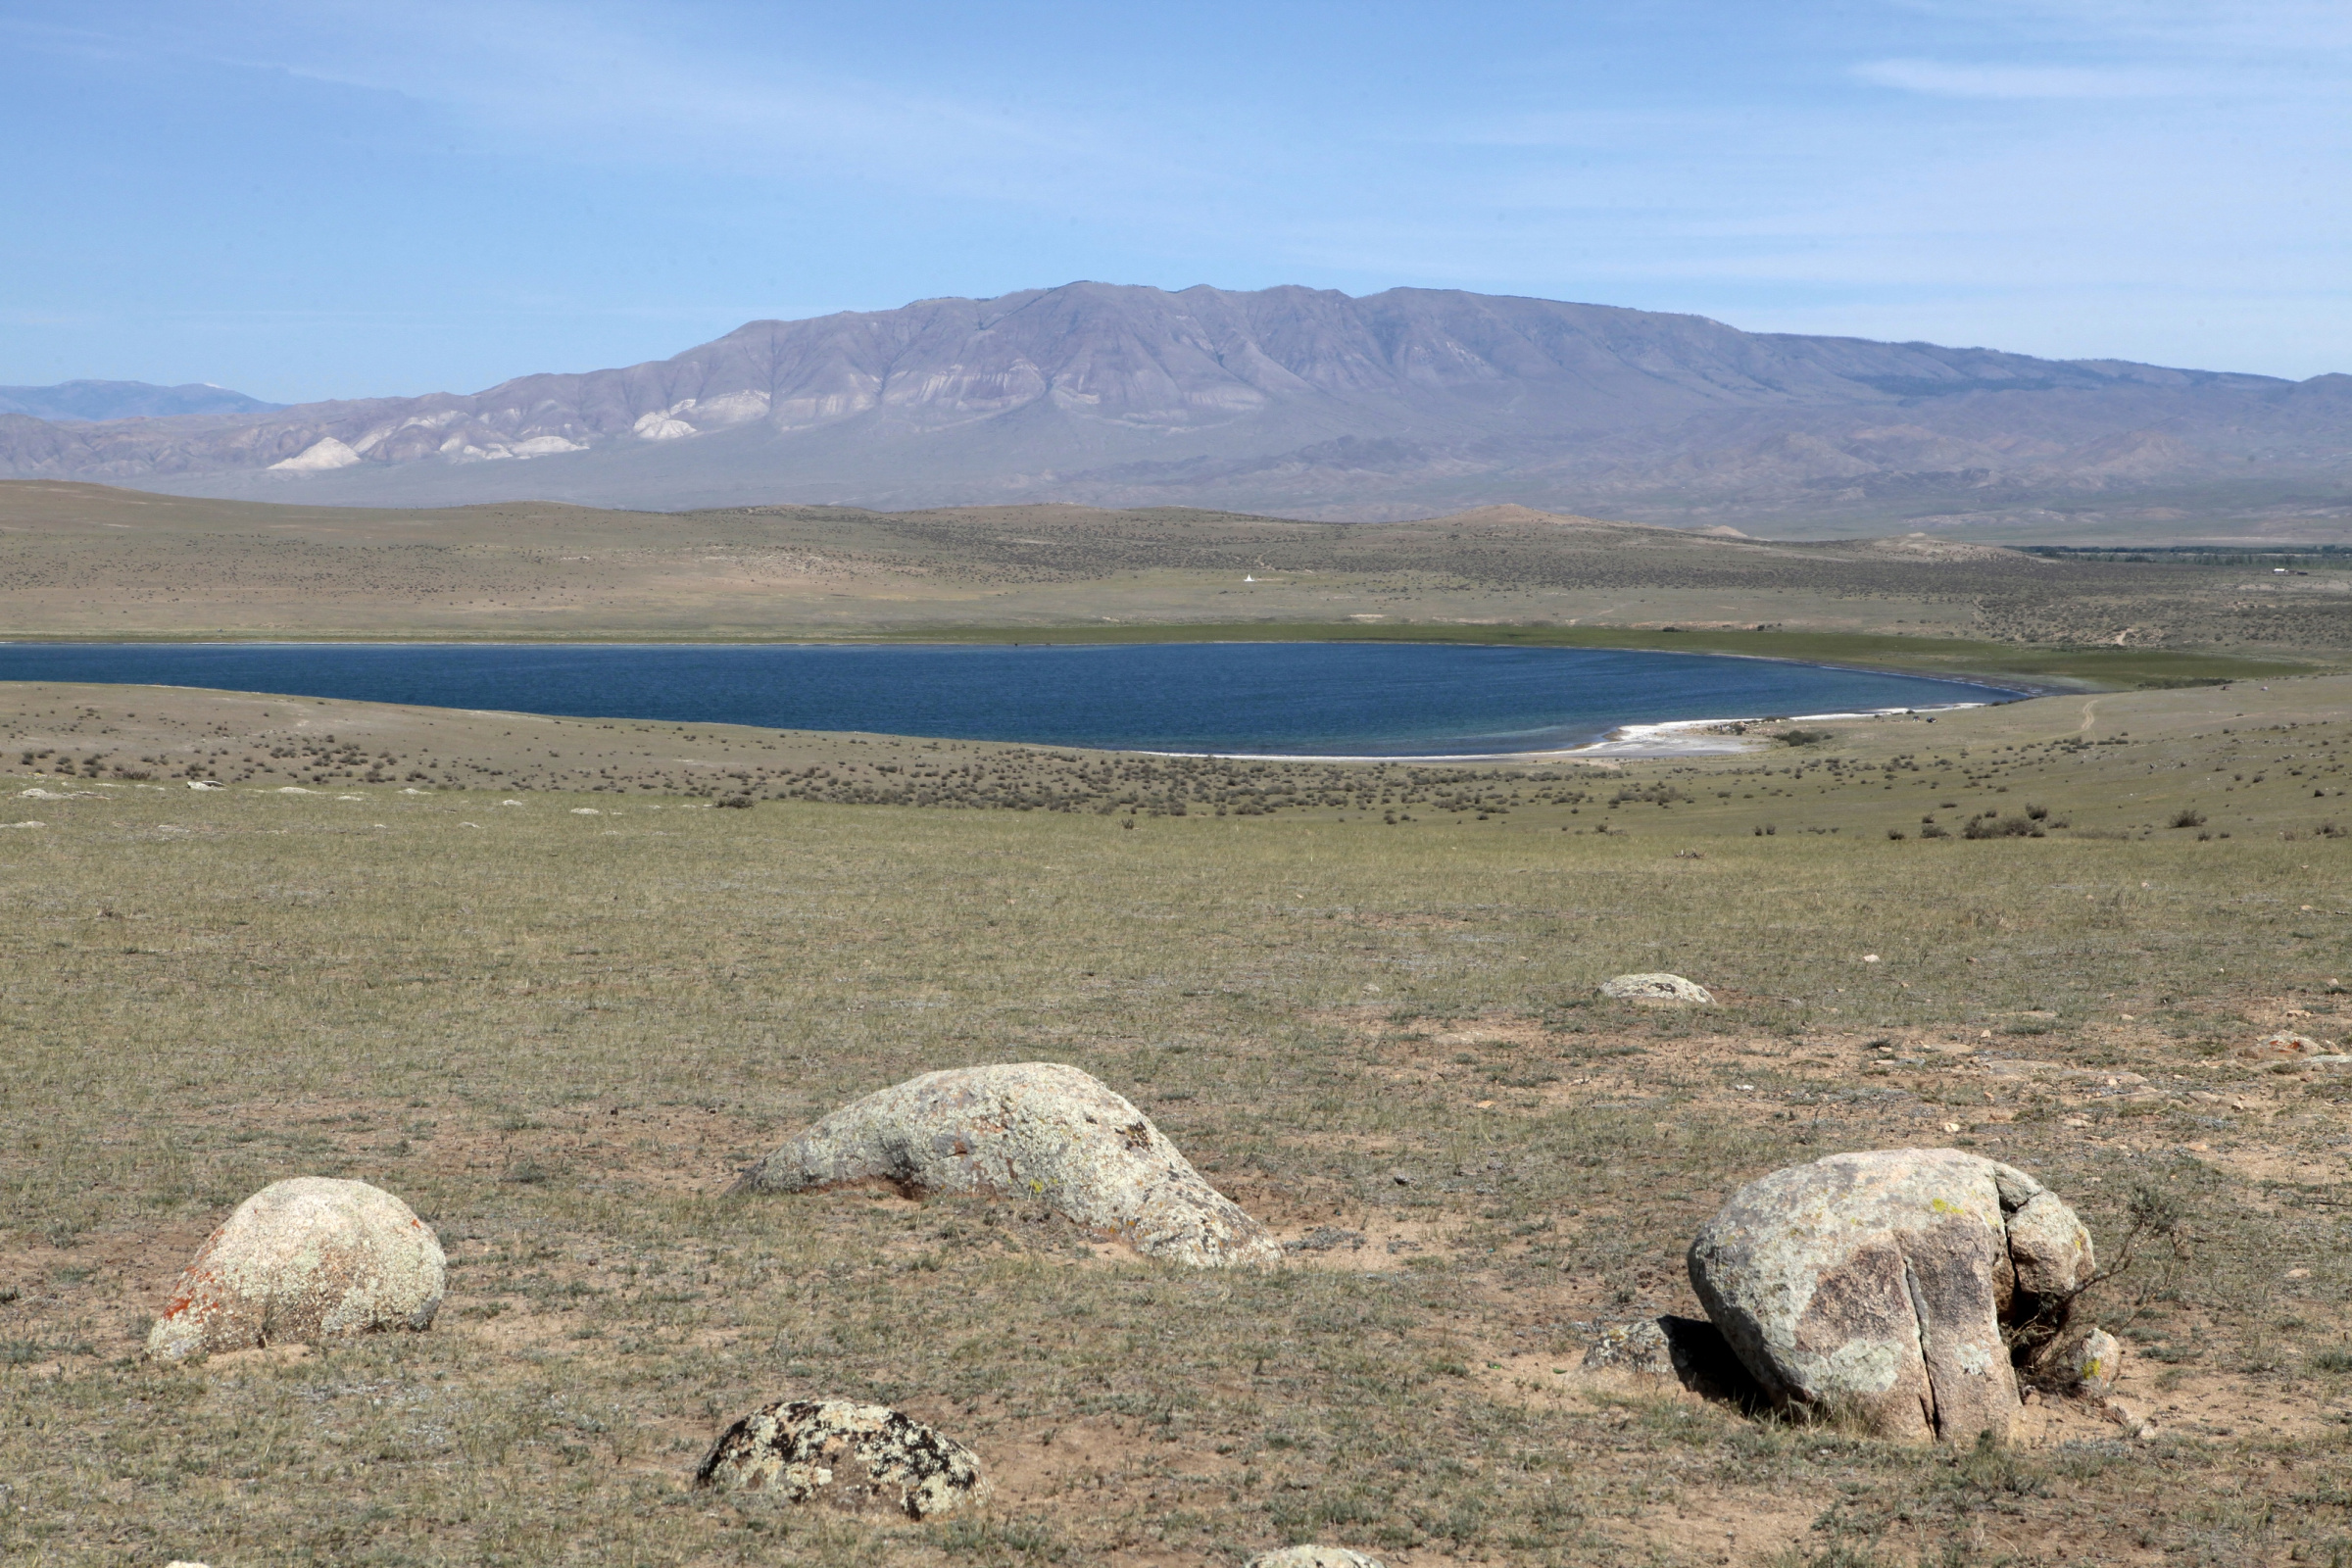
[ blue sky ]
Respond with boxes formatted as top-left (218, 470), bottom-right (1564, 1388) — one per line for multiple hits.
top-left (3, 1), bottom-right (2345, 402)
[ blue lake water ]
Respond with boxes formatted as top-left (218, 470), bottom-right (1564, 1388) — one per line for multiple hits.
top-left (0, 642), bottom-right (2011, 757)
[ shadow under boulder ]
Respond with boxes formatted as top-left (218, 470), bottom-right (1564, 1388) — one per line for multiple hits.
top-left (1583, 1314), bottom-right (1768, 1411)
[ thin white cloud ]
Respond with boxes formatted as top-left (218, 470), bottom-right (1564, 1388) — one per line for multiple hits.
top-left (1852, 58), bottom-right (2194, 98)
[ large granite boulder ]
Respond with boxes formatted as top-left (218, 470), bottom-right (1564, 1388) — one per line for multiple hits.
top-left (731, 1062), bottom-right (1279, 1267)
top-left (146, 1178), bottom-right (446, 1361)
top-left (1688, 1150), bottom-right (2093, 1443)
top-left (695, 1399), bottom-right (989, 1519)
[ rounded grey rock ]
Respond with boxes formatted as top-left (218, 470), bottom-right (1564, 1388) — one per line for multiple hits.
top-left (1248, 1549), bottom-right (1388, 1568)
top-left (146, 1177), bottom-right (446, 1362)
top-left (730, 1062), bottom-right (1279, 1267)
top-left (1688, 1149), bottom-right (2092, 1444)
top-left (695, 1398), bottom-right (989, 1519)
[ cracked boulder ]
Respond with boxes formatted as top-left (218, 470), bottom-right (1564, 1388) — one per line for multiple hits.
top-left (146, 1178), bottom-right (446, 1362)
top-left (1688, 1149), bottom-right (2093, 1444)
top-left (730, 1062), bottom-right (1279, 1267)
top-left (695, 1399), bottom-right (989, 1519)
top-left (1600, 972), bottom-right (1713, 1004)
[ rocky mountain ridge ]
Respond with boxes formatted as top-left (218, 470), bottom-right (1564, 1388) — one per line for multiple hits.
top-left (3, 283), bottom-right (2346, 536)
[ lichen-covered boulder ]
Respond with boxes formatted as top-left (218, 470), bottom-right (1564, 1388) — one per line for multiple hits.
top-left (730, 1062), bottom-right (1279, 1268)
top-left (695, 1399), bottom-right (990, 1519)
top-left (1600, 972), bottom-right (1713, 1004)
top-left (1248, 1549), bottom-right (1387, 1568)
top-left (1688, 1150), bottom-right (2093, 1444)
top-left (146, 1178), bottom-right (445, 1362)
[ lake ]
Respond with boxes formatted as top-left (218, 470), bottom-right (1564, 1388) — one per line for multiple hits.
top-left (0, 641), bottom-right (2010, 758)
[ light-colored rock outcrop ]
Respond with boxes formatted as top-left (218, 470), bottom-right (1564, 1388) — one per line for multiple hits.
top-left (1247, 1548), bottom-right (1388, 1568)
top-left (146, 1178), bottom-right (445, 1361)
top-left (695, 1399), bottom-right (989, 1519)
top-left (731, 1062), bottom-right (1279, 1267)
top-left (1599, 972), bottom-right (1713, 1004)
top-left (2240, 1030), bottom-right (2324, 1060)
top-left (1688, 1150), bottom-right (2093, 1444)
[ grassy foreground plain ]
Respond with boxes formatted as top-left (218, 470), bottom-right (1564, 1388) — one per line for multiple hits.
top-left (5, 675), bottom-right (2352, 1566)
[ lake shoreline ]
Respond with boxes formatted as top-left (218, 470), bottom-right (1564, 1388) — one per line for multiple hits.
top-left (0, 622), bottom-right (2307, 697)
top-left (0, 640), bottom-right (2019, 763)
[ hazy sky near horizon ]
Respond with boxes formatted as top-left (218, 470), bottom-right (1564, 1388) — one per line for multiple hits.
top-left (3, 1), bottom-right (2346, 402)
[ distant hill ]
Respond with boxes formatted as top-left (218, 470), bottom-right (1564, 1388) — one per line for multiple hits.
top-left (1, 284), bottom-right (2346, 539)
top-left (0, 379), bottom-right (281, 422)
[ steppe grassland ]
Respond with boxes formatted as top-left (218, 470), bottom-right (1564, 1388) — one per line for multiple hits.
top-left (3, 680), bottom-right (2351, 1565)
top-left (6, 481), bottom-right (2351, 659)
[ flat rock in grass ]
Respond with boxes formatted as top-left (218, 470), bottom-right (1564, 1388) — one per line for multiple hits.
top-left (695, 1399), bottom-right (989, 1519)
top-left (730, 1062), bottom-right (1279, 1267)
top-left (1248, 1549), bottom-right (1388, 1568)
top-left (1599, 972), bottom-right (1713, 1004)
top-left (1688, 1150), bottom-right (2093, 1445)
top-left (2240, 1031), bottom-right (2324, 1060)
top-left (146, 1178), bottom-right (445, 1362)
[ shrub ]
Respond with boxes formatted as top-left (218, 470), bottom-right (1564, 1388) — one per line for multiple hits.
top-left (2169, 808), bottom-right (2206, 828)
top-left (1886, 828), bottom-right (1906, 841)
top-left (1775, 728), bottom-right (1834, 747)
top-left (2025, 802), bottom-right (2049, 820)
top-left (1963, 814), bottom-right (2035, 839)
top-left (1920, 823), bottom-right (1949, 839)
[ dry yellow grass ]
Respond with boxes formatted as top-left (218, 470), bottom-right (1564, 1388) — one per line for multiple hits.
top-left (7, 480), bottom-right (2350, 660)
top-left (1, 675), bottom-right (2350, 1564)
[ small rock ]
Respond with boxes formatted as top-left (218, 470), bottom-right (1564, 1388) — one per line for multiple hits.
top-left (2277, 1053), bottom-right (2352, 1071)
top-left (731, 1062), bottom-right (1279, 1267)
top-left (2239, 1031), bottom-right (2323, 1060)
top-left (2071, 1328), bottom-right (2125, 1396)
top-left (695, 1399), bottom-right (989, 1519)
top-left (1389, 1170), bottom-right (1411, 1186)
top-left (1248, 1548), bottom-right (1388, 1568)
top-left (1689, 1149), bottom-right (2094, 1445)
top-left (1584, 1318), bottom-right (1677, 1376)
top-left (1284, 1226), bottom-right (1365, 1253)
top-left (1600, 972), bottom-right (1714, 1004)
top-left (146, 1178), bottom-right (446, 1362)
top-left (2099, 1395), bottom-right (2157, 1439)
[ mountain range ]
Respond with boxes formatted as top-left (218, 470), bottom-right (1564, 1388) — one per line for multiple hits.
top-left (3, 283), bottom-right (2346, 538)
top-left (0, 379), bottom-right (281, 422)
